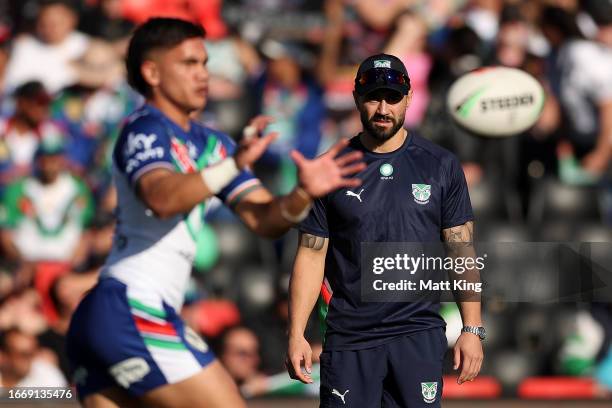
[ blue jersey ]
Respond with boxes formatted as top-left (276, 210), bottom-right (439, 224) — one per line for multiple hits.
top-left (300, 133), bottom-right (473, 351)
top-left (103, 104), bottom-right (260, 310)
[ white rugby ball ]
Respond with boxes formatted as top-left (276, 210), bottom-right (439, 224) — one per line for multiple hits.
top-left (447, 67), bottom-right (545, 137)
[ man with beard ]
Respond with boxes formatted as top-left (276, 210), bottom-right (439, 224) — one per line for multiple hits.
top-left (286, 54), bottom-right (484, 407)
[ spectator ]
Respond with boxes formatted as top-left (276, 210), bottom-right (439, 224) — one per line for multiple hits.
top-left (0, 289), bottom-right (47, 334)
top-left (542, 6), bottom-right (612, 175)
top-left (255, 40), bottom-right (324, 195)
top-left (0, 36), bottom-right (9, 95)
top-left (3, 0), bottom-right (89, 93)
top-left (79, 0), bottom-right (134, 43)
top-left (52, 40), bottom-right (136, 175)
top-left (0, 327), bottom-right (67, 388)
top-left (0, 81), bottom-right (64, 186)
top-left (203, 23), bottom-right (261, 137)
top-left (0, 136), bottom-right (94, 266)
top-left (384, 11), bottom-right (432, 128)
top-left (218, 326), bottom-right (267, 391)
top-left (38, 272), bottom-right (97, 380)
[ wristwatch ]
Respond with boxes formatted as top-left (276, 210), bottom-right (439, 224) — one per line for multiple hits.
top-left (462, 326), bottom-right (486, 341)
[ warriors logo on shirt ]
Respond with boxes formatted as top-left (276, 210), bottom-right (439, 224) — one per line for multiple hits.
top-left (421, 382), bottom-right (437, 403)
top-left (412, 184), bottom-right (431, 205)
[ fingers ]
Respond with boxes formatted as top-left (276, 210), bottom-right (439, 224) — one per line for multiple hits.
top-left (258, 131), bottom-right (279, 149)
top-left (337, 178), bottom-right (362, 189)
top-left (340, 162), bottom-right (367, 177)
top-left (334, 150), bottom-right (363, 167)
top-left (248, 115), bottom-right (275, 132)
top-left (325, 138), bottom-right (350, 158)
top-left (288, 355), bottom-right (312, 384)
top-left (290, 150), bottom-right (306, 167)
top-left (453, 346), bottom-right (460, 371)
top-left (457, 351), bottom-right (483, 384)
top-left (304, 348), bottom-right (313, 374)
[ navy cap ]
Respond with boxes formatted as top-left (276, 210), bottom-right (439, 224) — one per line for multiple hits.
top-left (354, 53), bottom-right (411, 96)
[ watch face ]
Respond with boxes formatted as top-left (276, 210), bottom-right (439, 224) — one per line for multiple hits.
top-left (477, 327), bottom-right (486, 339)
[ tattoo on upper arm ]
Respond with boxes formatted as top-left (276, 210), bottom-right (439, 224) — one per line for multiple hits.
top-left (442, 221), bottom-right (474, 245)
top-left (299, 233), bottom-right (326, 250)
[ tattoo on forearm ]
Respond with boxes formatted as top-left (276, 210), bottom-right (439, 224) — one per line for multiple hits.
top-left (442, 221), bottom-right (474, 248)
top-left (300, 233), bottom-right (326, 250)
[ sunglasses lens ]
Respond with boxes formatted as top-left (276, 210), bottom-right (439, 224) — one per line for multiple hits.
top-left (358, 68), bottom-right (408, 89)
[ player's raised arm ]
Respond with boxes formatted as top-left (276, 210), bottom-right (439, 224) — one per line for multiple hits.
top-left (286, 232), bottom-right (328, 384)
top-left (232, 138), bottom-right (365, 238)
top-left (442, 221), bottom-right (484, 385)
top-left (134, 116), bottom-right (278, 218)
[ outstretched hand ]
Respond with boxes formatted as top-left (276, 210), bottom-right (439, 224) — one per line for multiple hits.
top-left (292, 139), bottom-right (366, 198)
top-left (235, 115), bottom-right (278, 169)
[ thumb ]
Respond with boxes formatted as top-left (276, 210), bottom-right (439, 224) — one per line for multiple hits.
top-left (290, 149), bottom-right (306, 167)
top-left (453, 346), bottom-right (461, 370)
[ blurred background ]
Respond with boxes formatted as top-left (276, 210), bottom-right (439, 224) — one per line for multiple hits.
top-left (0, 0), bottom-right (611, 405)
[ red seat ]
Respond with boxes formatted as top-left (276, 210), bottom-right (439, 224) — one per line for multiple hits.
top-left (518, 377), bottom-right (598, 399)
top-left (442, 376), bottom-right (502, 399)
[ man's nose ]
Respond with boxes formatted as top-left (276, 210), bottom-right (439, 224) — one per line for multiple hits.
top-left (377, 100), bottom-right (390, 115)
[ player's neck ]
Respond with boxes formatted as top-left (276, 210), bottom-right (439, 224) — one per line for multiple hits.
top-left (148, 97), bottom-right (191, 132)
top-left (360, 128), bottom-right (407, 154)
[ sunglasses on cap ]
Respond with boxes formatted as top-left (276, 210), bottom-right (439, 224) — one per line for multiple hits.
top-left (363, 89), bottom-right (405, 104)
top-left (357, 68), bottom-right (410, 90)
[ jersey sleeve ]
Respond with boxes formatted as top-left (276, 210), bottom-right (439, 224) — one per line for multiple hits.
top-left (441, 155), bottom-right (474, 229)
top-left (212, 132), bottom-right (262, 206)
top-left (299, 197), bottom-right (329, 238)
top-left (579, 46), bottom-right (612, 103)
top-left (113, 116), bottom-right (175, 187)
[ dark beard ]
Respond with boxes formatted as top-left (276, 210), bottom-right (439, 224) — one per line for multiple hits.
top-left (360, 109), bottom-right (404, 141)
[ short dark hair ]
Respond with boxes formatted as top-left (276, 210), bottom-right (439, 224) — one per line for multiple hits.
top-left (126, 18), bottom-right (206, 97)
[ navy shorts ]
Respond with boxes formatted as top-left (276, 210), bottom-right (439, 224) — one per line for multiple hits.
top-left (320, 328), bottom-right (447, 408)
top-left (66, 278), bottom-right (215, 400)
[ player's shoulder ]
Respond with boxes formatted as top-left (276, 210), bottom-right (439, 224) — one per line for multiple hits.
top-left (409, 132), bottom-right (459, 166)
top-left (121, 105), bottom-right (166, 134)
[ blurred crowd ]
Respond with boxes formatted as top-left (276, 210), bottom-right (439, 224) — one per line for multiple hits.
top-left (0, 0), bottom-right (612, 399)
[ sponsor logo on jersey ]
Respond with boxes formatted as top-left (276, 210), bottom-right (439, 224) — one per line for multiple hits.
top-left (346, 188), bottom-right (364, 203)
top-left (412, 184), bottom-right (431, 205)
top-left (109, 357), bottom-right (150, 388)
top-left (124, 132), bottom-right (164, 173)
top-left (421, 382), bottom-right (437, 403)
top-left (380, 163), bottom-right (394, 179)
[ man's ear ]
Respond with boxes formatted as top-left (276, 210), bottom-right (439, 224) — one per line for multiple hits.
top-left (141, 60), bottom-right (160, 89)
top-left (405, 89), bottom-right (414, 105)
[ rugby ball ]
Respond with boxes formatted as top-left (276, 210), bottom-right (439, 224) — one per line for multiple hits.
top-left (447, 67), bottom-right (545, 137)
